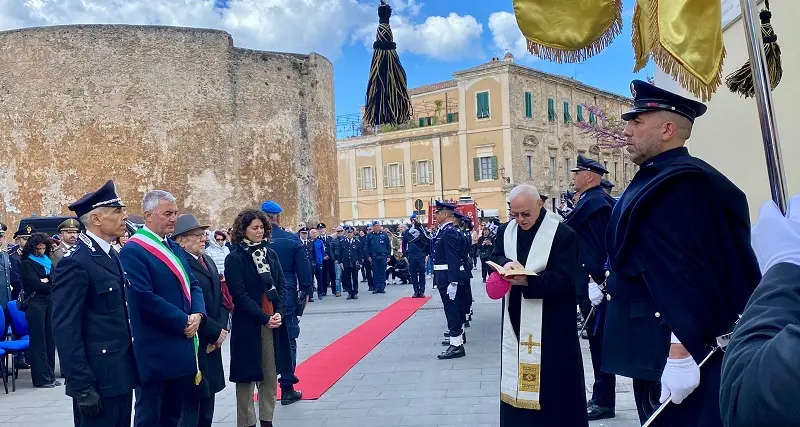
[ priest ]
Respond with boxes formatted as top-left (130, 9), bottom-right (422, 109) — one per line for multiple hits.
top-left (489, 184), bottom-right (588, 427)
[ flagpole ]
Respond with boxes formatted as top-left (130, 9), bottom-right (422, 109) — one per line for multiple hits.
top-left (739, 0), bottom-right (788, 214)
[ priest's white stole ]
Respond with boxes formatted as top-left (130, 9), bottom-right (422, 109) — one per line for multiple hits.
top-left (500, 211), bottom-right (560, 410)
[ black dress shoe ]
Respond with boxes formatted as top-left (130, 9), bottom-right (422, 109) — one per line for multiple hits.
top-left (35, 383), bottom-right (56, 388)
top-left (587, 404), bottom-right (615, 421)
top-left (443, 331), bottom-right (451, 337)
top-left (16, 362), bottom-right (30, 370)
top-left (437, 345), bottom-right (465, 359)
top-left (352, 294), bottom-right (358, 299)
top-left (51, 380), bottom-right (62, 386)
top-left (346, 295), bottom-right (353, 300)
top-left (281, 389), bottom-right (303, 405)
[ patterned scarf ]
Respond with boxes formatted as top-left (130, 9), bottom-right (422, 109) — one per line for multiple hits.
top-left (242, 238), bottom-right (270, 275)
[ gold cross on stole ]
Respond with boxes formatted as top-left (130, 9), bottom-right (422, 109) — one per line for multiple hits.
top-left (520, 334), bottom-right (540, 354)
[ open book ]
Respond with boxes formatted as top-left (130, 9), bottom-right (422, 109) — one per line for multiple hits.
top-left (486, 261), bottom-right (538, 277)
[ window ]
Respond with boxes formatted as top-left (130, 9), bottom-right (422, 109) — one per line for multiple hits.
top-left (589, 111), bottom-right (596, 126)
top-left (411, 159), bottom-right (433, 185)
top-left (524, 92), bottom-right (533, 118)
top-left (623, 163), bottom-right (628, 182)
top-left (418, 116), bottom-right (433, 127)
top-left (614, 162), bottom-right (618, 180)
top-left (473, 156), bottom-right (498, 181)
top-left (446, 112), bottom-right (459, 123)
top-left (547, 98), bottom-right (556, 122)
top-left (563, 101), bottom-right (571, 124)
top-left (358, 166), bottom-right (376, 190)
top-left (604, 161), bottom-right (609, 172)
top-left (383, 163), bottom-right (404, 188)
top-left (526, 155), bottom-right (533, 178)
top-left (476, 91), bottom-right (490, 119)
top-left (549, 157), bottom-right (556, 180)
top-left (564, 158), bottom-right (571, 181)
top-left (577, 105), bottom-right (584, 122)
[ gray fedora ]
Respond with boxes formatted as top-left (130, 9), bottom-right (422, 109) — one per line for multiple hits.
top-left (170, 214), bottom-right (209, 239)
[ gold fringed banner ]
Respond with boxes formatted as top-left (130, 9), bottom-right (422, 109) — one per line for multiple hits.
top-left (513, 0), bottom-right (623, 63)
top-left (633, 0), bottom-right (726, 101)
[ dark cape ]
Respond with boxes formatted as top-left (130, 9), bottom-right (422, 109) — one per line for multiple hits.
top-left (603, 147), bottom-right (761, 426)
top-left (489, 209), bottom-right (588, 427)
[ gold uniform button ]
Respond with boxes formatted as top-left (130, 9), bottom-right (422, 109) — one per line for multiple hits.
top-left (606, 294), bottom-right (611, 301)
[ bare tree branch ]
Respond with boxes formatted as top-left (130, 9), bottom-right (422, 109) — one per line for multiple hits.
top-left (573, 104), bottom-right (627, 148)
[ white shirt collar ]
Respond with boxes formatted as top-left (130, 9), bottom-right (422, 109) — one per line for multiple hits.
top-left (84, 230), bottom-right (112, 255)
top-left (142, 225), bottom-right (167, 242)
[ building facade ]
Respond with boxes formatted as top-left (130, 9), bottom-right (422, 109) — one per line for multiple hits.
top-left (655, 0), bottom-right (799, 222)
top-left (337, 54), bottom-right (634, 225)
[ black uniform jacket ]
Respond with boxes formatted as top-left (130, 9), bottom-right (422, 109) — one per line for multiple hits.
top-left (720, 262), bottom-right (800, 427)
top-left (603, 147), bottom-right (761, 382)
top-left (431, 223), bottom-right (462, 287)
top-left (186, 251), bottom-right (228, 397)
top-left (338, 238), bottom-right (363, 269)
top-left (51, 234), bottom-right (138, 398)
top-left (564, 185), bottom-right (616, 286)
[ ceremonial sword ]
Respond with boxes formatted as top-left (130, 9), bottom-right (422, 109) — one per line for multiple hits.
top-left (641, 326), bottom-right (738, 427)
top-left (578, 271), bottom-right (610, 337)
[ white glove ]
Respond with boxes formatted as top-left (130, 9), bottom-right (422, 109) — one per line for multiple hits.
top-left (447, 282), bottom-right (458, 300)
top-left (751, 195), bottom-right (800, 273)
top-left (588, 282), bottom-right (603, 306)
top-left (659, 356), bottom-right (700, 404)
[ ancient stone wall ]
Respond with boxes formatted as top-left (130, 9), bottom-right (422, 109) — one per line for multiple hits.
top-left (0, 24), bottom-right (337, 231)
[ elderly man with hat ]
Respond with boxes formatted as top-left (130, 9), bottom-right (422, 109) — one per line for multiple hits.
top-left (602, 80), bottom-right (760, 427)
top-left (431, 201), bottom-right (466, 359)
top-left (364, 220), bottom-right (391, 294)
top-left (563, 154), bottom-right (618, 421)
top-left (600, 178), bottom-right (615, 195)
top-left (260, 200), bottom-right (311, 405)
top-left (51, 218), bottom-right (81, 267)
top-left (51, 180), bottom-right (138, 427)
top-left (170, 214), bottom-right (229, 426)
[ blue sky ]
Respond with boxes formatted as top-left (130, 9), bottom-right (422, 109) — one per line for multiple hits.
top-left (334, 0), bottom-right (652, 121)
top-left (0, 0), bottom-right (652, 125)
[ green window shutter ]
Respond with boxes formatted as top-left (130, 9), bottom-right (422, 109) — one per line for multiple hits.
top-left (447, 112), bottom-right (454, 123)
top-left (563, 101), bottom-right (571, 124)
top-left (547, 98), bottom-right (555, 122)
top-left (524, 92), bottom-right (532, 118)
top-left (491, 156), bottom-right (499, 180)
top-left (473, 158), bottom-right (481, 181)
top-left (477, 92), bottom-right (490, 119)
top-left (589, 111), bottom-right (596, 126)
top-left (577, 105), bottom-right (584, 122)
top-left (418, 117), bottom-right (425, 127)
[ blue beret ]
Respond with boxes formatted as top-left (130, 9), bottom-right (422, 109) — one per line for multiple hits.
top-left (570, 154), bottom-right (607, 175)
top-left (410, 213), bottom-right (417, 220)
top-left (68, 180), bottom-right (126, 218)
top-left (622, 80), bottom-right (708, 123)
top-left (260, 200), bottom-right (282, 214)
top-left (372, 220), bottom-right (381, 225)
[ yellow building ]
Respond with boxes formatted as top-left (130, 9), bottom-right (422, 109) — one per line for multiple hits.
top-left (337, 54), bottom-right (635, 225)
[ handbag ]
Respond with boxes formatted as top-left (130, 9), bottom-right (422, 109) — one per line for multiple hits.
top-left (17, 287), bottom-right (36, 312)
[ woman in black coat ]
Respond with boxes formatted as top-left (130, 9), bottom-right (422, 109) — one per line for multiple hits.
top-left (225, 210), bottom-right (291, 427)
top-left (477, 228), bottom-right (494, 282)
top-left (20, 232), bottom-right (58, 388)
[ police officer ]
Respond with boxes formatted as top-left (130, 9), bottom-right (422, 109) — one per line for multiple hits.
top-left (261, 200), bottom-right (312, 405)
top-left (564, 154), bottom-right (617, 421)
top-left (297, 227), bottom-right (315, 302)
top-left (452, 212), bottom-right (473, 329)
top-left (600, 178), bottom-right (615, 196)
top-left (603, 80), bottom-right (760, 427)
top-left (338, 226), bottom-right (363, 299)
top-left (51, 180), bottom-right (138, 427)
top-left (432, 202), bottom-right (465, 360)
top-left (365, 221), bottom-right (391, 294)
top-left (52, 218), bottom-right (81, 267)
top-left (9, 223), bottom-right (33, 301)
top-left (402, 215), bottom-right (428, 298)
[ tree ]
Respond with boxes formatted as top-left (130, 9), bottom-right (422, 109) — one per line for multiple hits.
top-left (573, 104), bottom-right (626, 148)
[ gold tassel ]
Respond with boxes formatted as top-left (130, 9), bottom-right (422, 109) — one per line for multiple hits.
top-left (725, 0), bottom-right (782, 98)
top-left (516, 0), bottom-right (623, 63)
top-left (193, 335), bottom-right (202, 385)
top-left (642, 0), bottom-right (725, 101)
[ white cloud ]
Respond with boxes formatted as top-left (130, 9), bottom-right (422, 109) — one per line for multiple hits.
top-left (0, 0), bottom-right (476, 61)
top-left (487, 11), bottom-right (532, 61)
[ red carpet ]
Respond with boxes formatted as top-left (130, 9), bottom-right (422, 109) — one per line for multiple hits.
top-left (268, 296), bottom-right (431, 401)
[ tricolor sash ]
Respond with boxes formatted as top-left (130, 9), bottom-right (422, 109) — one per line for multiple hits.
top-left (500, 211), bottom-right (560, 410)
top-left (128, 227), bottom-right (202, 385)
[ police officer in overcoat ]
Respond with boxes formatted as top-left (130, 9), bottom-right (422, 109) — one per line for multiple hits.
top-left (564, 154), bottom-right (616, 421)
top-left (432, 202), bottom-right (466, 360)
top-left (52, 180), bottom-right (138, 427)
top-left (602, 80), bottom-right (760, 427)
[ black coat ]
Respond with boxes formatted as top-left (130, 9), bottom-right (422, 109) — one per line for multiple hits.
top-left (225, 245), bottom-right (292, 384)
top-left (51, 235), bottom-right (138, 399)
top-left (21, 257), bottom-right (53, 296)
top-left (337, 238), bottom-right (362, 269)
top-left (186, 251), bottom-right (228, 397)
top-left (720, 262), bottom-right (800, 427)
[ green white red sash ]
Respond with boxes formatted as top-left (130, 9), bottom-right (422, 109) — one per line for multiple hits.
top-left (129, 228), bottom-right (192, 304)
top-left (128, 227), bottom-right (203, 385)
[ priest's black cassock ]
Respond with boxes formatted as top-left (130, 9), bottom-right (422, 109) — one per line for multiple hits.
top-left (489, 208), bottom-right (588, 427)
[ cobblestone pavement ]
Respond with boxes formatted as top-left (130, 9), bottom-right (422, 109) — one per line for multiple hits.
top-left (0, 272), bottom-right (640, 427)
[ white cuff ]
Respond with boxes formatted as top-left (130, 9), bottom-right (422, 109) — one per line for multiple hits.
top-left (450, 334), bottom-right (464, 346)
top-left (670, 332), bottom-right (681, 344)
